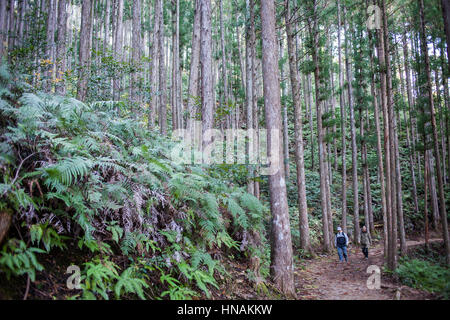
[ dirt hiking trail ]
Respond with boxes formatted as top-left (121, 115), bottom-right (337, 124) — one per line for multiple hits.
top-left (294, 238), bottom-right (442, 300)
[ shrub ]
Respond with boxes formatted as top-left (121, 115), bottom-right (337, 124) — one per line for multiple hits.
top-left (395, 258), bottom-right (450, 298)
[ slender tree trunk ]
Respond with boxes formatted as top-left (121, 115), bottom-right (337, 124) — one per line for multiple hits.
top-left (245, 0), bottom-right (255, 195)
top-left (44, 0), bottom-right (56, 92)
top-left (131, 0), bottom-right (142, 111)
top-left (235, 16), bottom-right (243, 128)
top-left (376, 0), bottom-right (393, 265)
top-left (442, 0), bottom-right (450, 72)
top-left (393, 91), bottom-right (407, 256)
top-left (307, 73), bottom-right (315, 171)
top-left (433, 42), bottom-right (447, 187)
top-left (77, 0), bottom-right (93, 101)
top-left (364, 103), bottom-right (374, 234)
top-left (380, 0), bottom-right (399, 270)
top-left (424, 150), bottom-right (430, 250)
top-left (104, 0), bottom-right (111, 53)
top-left (7, 0), bottom-right (15, 53)
top-left (428, 155), bottom-right (440, 229)
top-left (200, 0), bottom-right (213, 149)
top-left (285, 0), bottom-right (311, 253)
top-left (113, 0), bottom-right (124, 101)
top-left (16, 0), bottom-right (26, 47)
top-left (343, 6), bottom-right (360, 244)
top-left (219, 0), bottom-right (229, 129)
top-left (253, 54), bottom-right (260, 199)
top-left (329, 39), bottom-right (338, 173)
top-left (159, 0), bottom-right (167, 135)
top-left (308, 0), bottom-right (331, 253)
top-left (261, 0), bottom-right (295, 297)
top-left (176, 0), bottom-right (181, 130)
top-left (401, 27), bottom-right (420, 216)
top-left (171, 0), bottom-right (180, 130)
top-left (280, 38), bottom-right (290, 181)
top-left (0, 0), bottom-right (7, 59)
top-left (235, 9), bottom-right (245, 105)
top-left (369, 50), bottom-right (386, 239)
top-left (186, 0), bottom-right (201, 134)
top-left (440, 43), bottom-right (450, 185)
top-left (55, 0), bottom-right (67, 95)
top-left (337, 0), bottom-right (348, 233)
top-left (149, 0), bottom-right (160, 129)
top-left (360, 102), bottom-right (370, 233)
top-left (419, 0), bottom-right (450, 265)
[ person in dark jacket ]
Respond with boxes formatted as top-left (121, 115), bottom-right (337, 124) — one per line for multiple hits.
top-left (334, 226), bottom-right (349, 262)
top-left (360, 225), bottom-right (371, 259)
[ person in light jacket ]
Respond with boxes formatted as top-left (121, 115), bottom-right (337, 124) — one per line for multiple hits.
top-left (334, 226), bottom-right (349, 262)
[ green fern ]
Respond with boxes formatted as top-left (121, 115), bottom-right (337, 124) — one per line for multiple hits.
top-left (81, 257), bottom-right (119, 300)
top-left (42, 156), bottom-right (93, 187)
top-left (114, 266), bottom-right (149, 300)
top-left (0, 239), bottom-right (45, 281)
top-left (29, 223), bottom-right (68, 252)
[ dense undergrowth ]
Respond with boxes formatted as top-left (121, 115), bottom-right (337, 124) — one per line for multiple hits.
top-left (0, 64), bottom-right (270, 299)
top-left (395, 242), bottom-right (450, 299)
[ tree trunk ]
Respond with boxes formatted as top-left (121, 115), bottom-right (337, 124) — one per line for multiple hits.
top-left (308, 0), bottom-right (331, 253)
top-left (432, 42), bottom-right (447, 188)
top-left (131, 0), bottom-right (142, 111)
top-left (307, 73), bottom-right (315, 171)
top-left (186, 0), bottom-right (201, 135)
top-left (55, 0), bottom-right (67, 95)
top-left (158, 0), bottom-right (167, 135)
top-left (186, 0), bottom-right (201, 134)
top-left (7, 0), bottom-right (15, 53)
top-left (285, 0), bottom-right (311, 253)
top-left (77, 0), bottom-right (93, 101)
top-left (343, 6), bottom-right (360, 244)
top-left (200, 0), bottom-right (213, 149)
top-left (171, 0), bottom-right (181, 130)
top-left (376, 0), bottom-right (393, 265)
top-left (440, 42), bottom-right (450, 185)
top-left (280, 38), bottom-right (290, 181)
top-left (149, 0), bottom-right (160, 129)
top-left (424, 149), bottom-right (430, 250)
top-left (261, 0), bottom-right (295, 297)
top-left (419, 0), bottom-right (450, 265)
top-left (219, 0), bottom-right (229, 129)
top-left (337, 0), bottom-right (348, 234)
top-left (113, 0), bottom-right (124, 101)
top-left (245, 0), bottom-right (255, 195)
top-left (104, 0), bottom-right (111, 53)
top-left (441, 0), bottom-right (450, 72)
top-left (401, 27), bottom-right (420, 216)
top-left (369, 51), bottom-right (386, 239)
top-left (0, 0), bottom-right (7, 59)
top-left (44, 0), bottom-right (57, 92)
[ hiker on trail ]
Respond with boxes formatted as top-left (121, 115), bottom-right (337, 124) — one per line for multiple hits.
top-left (334, 227), bottom-right (349, 262)
top-left (360, 226), bottom-right (371, 260)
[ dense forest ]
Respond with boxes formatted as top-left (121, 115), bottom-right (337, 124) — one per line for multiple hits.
top-left (0, 0), bottom-right (449, 300)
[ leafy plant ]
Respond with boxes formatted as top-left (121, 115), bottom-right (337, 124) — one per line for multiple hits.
top-left (0, 239), bottom-right (45, 281)
top-left (395, 258), bottom-right (450, 298)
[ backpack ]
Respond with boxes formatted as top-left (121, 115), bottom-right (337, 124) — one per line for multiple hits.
top-left (336, 232), bottom-right (347, 247)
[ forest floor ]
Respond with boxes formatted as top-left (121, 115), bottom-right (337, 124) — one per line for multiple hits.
top-left (0, 236), bottom-right (443, 300)
top-left (294, 238), bottom-right (442, 300)
top-left (214, 236), bottom-right (443, 300)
